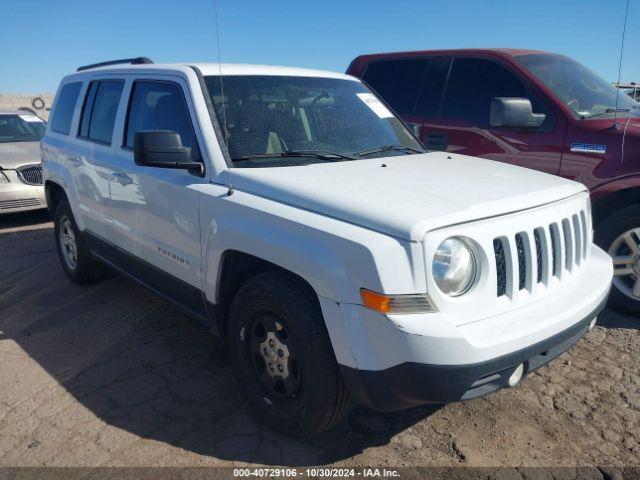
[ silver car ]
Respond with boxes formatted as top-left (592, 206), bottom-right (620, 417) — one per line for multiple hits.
top-left (0, 110), bottom-right (46, 213)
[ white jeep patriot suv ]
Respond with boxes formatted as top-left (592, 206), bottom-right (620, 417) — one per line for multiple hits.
top-left (42, 58), bottom-right (613, 437)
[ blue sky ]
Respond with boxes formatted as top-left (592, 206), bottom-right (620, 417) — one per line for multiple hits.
top-left (2, 0), bottom-right (638, 93)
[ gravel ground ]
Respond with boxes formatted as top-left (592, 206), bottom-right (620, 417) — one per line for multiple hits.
top-left (0, 211), bottom-right (638, 468)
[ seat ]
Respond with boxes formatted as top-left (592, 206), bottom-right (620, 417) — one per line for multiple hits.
top-left (151, 95), bottom-right (196, 156)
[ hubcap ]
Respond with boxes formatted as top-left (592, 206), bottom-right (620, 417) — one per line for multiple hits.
top-left (246, 313), bottom-right (302, 401)
top-left (609, 228), bottom-right (640, 300)
top-left (260, 331), bottom-right (291, 379)
top-left (59, 216), bottom-right (78, 270)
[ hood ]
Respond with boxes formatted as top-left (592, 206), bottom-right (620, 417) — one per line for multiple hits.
top-left (0, 142), bottom-right (41, 170)
top-left (230, 152), bottom-right (586, 241)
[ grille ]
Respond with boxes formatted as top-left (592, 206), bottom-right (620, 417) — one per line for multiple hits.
top-left (17, 165), bottom-right (43, 185)
top-left (534, 229), bottom-right (543, 283)
top-left (0, 198), bottom-right (44, 210)
top-left (515, 233), bottom-right (526, 290)
top-left (549, 224), bottom-right (560, 277)
top-left (562, 219), bottom-right (572, 270)
top-left (493, 209), bottom-right (588, 298)
top-left (493, 239), bottom-right (507, 297)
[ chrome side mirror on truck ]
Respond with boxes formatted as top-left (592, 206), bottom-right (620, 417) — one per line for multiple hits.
top-left (490, 97), bottom-right (546, 129)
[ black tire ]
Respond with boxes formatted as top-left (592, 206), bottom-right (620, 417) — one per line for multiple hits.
top-left (595, 204), bottom-right (640, 316)
top-left (53, 198), bottom-right (106, 284)
top-left (227, 271), bottom-right (351, 437)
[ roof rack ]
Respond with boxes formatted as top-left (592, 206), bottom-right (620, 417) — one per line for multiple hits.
top-left (77, 57), bottom-right (153, 72)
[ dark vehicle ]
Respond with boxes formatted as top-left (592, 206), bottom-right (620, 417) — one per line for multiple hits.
top-left (348, 49), bottom-right (640, 315)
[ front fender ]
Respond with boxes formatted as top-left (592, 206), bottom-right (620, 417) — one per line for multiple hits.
top-left (591, 176), bottom-right (640, 203)
top-left (200, 190), bottom-right (426, 305)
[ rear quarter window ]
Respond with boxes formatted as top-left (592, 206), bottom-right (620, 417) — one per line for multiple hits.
top-left (50, 82), bottom-right (83, 135)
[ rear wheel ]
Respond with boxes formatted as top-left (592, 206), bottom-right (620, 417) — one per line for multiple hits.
top-left (595, 205), bottom-right (640, 316)
top-left (53, 199), bottom-right (106, 284)
top-left (227, 271), bottom-right (351, 437)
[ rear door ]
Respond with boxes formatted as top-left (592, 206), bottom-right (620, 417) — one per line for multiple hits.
top-left (430, 56), bottom-right (566, 175)
top-left (71, 78), bottom-right (124, 238)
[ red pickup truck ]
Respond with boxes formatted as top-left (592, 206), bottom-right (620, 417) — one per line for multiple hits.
top-left (348, 49), bottom-right (640, 315)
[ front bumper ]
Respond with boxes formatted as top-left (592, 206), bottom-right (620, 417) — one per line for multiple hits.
top-left (0, 170), bottom-right (46, 214)
top-left (319, 244), bottom-right (613, 412)
top-left (340, 293), bottom-right (607, 411)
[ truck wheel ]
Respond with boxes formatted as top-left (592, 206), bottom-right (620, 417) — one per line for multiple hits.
top-left (595, 204), bottom-right (640, 316)
top-left (53, 199), bottom-right (106, 284)
top-left (227, 271), bottom-right (351, 437)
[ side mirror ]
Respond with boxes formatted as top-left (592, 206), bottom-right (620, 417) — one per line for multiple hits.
top-left (134, 130), bottom-right (203, 174)
top-left (490, 97), bottom-right (546, 129)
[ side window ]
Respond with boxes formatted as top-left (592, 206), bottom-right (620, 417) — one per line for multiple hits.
top-left (125, 81), bottom-right (199, 160)
top-left (415, 57), bottom-right (452, 118)
top-left (78, 80), bottom-right (124, 144)
top-left (441, 58), bottom-right (554, 130)
top-left (362, 59), bottom-right (429, 116)
top-left (50, 82), bottom-right (82, 134)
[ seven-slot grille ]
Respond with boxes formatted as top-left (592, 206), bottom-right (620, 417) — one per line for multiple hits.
top-left (493, 210), bottom-right (589, 297)
top-left (17, 165), bottom-right (43, 185)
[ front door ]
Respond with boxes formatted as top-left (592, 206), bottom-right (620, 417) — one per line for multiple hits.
top-left (421, 56), bottom-right (566, 176)
top-left (107, 76), bottom-right (208, 315)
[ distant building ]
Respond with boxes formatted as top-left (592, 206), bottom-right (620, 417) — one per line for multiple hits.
top-left (0, 93), bottom-right (54, 120)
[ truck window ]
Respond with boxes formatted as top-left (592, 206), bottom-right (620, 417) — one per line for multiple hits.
top-left (363, 59), bottom-right (429, 116)
top-left (50, 82), bottom-right (82, 135)
top-left (415, 57), bottom-right (452, 118)
top-left (78, 80), bottom-right (124, 144)
top-left (515, 53), bottom-right (640, 119)
top-left (124, 81), bottom-right (200, 160)
top-left (441, 58), bottom-right (554, 130)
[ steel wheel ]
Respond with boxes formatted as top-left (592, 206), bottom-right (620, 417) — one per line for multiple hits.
top-left (609, 228), bottom-right (640, 300)
top-left (59, 215), bottom-right (78, 271)
top-left (228, 271), bottom-right (352, 437)
top-left (244, 312), bottom-right (303, 404)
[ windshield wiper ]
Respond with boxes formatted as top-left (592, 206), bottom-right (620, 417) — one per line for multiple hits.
top-left (232, 150), bottom-right (354, 163)
top-left (581, 108), bottom-right (633, 119)
top-left (353, 144), bottom-right (425, 157)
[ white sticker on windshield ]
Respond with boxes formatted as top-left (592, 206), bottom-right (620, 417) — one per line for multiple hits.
top-left (19, 114), bottom-right (44, 123)
top-left (356, 93), bottom-right (394, 119)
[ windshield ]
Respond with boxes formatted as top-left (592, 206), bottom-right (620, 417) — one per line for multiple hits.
top-left (516, 54), bottom-right (639, 119)
top-left (0, 114), bottom-right (46, 143)
top-left (204, 75), bottom-right (423, 167)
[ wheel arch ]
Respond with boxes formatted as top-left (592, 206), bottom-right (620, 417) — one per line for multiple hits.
top-left (592, 185), bottom-right (640, 227)
top-left (212, 250), bottom-right (320, 338)
top-left (44, 180), bottom-right (68, 214)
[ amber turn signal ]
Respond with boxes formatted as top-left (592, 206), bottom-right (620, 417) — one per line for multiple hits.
top-left (359, 288), bottom-right (437, 314)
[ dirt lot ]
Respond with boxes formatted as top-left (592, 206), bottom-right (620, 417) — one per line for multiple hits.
top-left (0, 211), bottom-right (638, 468)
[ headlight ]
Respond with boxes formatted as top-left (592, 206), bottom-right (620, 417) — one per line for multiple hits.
top-left (432, 237), bottom-right (477, 296)
top-left (0, 170), bottom-right (9, 184)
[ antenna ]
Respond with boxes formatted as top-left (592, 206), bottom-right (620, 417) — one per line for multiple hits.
top-left (614, 0), bottom-right (630, 127)
top-left (213, 0), bottom-right (233, 195)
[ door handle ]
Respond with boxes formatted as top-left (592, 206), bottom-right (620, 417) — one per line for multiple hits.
top-left (423, 133), bottom-right (448, 151)
top-left (112, 171), bottom-right (133, 186)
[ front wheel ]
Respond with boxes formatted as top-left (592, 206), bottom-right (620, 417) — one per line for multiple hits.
top-left (595, 204), bottom-right (640, 316)
top-left (227, 271), bottom-right (351, 437)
